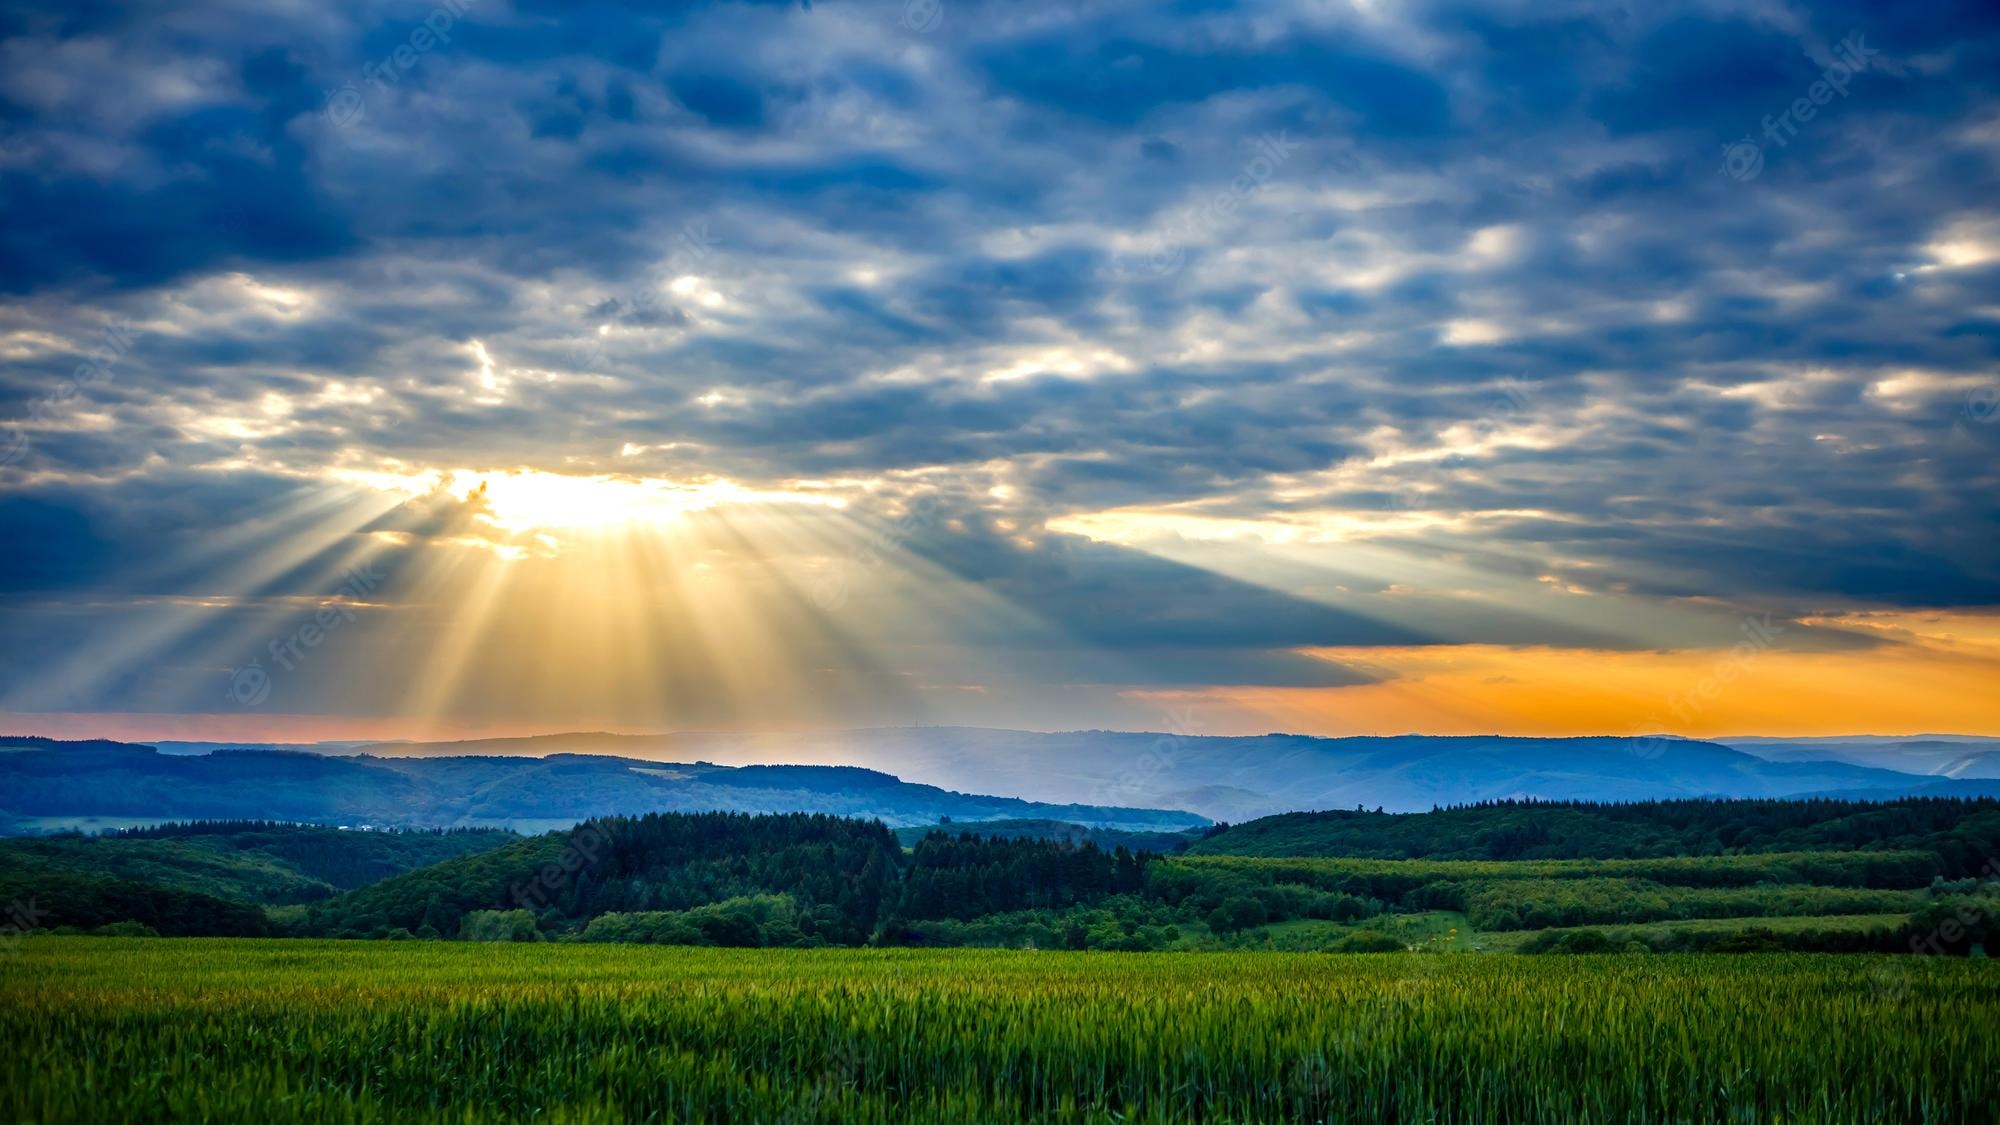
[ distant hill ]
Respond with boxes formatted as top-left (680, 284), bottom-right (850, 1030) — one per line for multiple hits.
top-left (1722, 736), bottom-right (2000, 777)
top-left (307, 728), bottom-right (2000, 818)
top-left (32, 728), bottom-right (2000, 823)
top-left (0, 737), bottom-right (1207, 833)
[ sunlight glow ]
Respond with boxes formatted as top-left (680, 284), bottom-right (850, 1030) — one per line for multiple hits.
top-left (327, 467), bottom-right (847, 536)
top-left (473, 473), bottom-right (838, 533)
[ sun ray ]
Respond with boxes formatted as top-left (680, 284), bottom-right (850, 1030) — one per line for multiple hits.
top-left (1, 485), bottom-right (406, 714)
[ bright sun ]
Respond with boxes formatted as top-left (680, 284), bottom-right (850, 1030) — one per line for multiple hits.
top-left (329, 466), bottom-right (845, 538)
top-left (478, 473), bottom-right (729, 532)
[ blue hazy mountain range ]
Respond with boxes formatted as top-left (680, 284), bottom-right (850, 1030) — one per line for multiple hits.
top-left (77, 728), bottom-right (2000, 823)
top-left (0, 737), bottom-right (1208, 835)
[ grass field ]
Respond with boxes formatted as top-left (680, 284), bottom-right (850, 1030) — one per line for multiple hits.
top-left (3, 938), bottom-right (1994, 1122)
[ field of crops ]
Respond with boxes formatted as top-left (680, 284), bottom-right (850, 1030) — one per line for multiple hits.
top-left (3, 938), bottom-right (1995, 1122)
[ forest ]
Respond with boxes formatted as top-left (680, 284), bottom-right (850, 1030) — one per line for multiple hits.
top-left (6, 798), bottom-right (1997, 955)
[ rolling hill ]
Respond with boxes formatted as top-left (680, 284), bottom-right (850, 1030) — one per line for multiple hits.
top-left (0, 822), bottom-right (519, 904)
top-left (17, 728), bottom-right (2000, 827)
top-left (0, 737), bottom-right (1208, 833)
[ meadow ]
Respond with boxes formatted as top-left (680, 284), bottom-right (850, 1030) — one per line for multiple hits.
top-left (3, 938), bottom-right (1996, 1123)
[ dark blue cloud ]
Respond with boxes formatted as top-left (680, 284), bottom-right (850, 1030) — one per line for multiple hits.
top-left (978, 28), bottom-right (1450, 136)
top-left (668, 73), bottom-right (766, 129)
top-left (1, 0), bottom-right (1997, 722)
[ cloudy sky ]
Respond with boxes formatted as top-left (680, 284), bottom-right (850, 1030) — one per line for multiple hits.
top-left (1, 0), bottom-right (1997, 743)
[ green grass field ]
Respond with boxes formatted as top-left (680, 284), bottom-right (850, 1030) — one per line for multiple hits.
top-left (3, 938), bottom-right (1994, 1122)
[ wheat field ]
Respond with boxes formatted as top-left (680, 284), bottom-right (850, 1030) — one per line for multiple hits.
top-left (2, 938), bottom-right (1992, 1123)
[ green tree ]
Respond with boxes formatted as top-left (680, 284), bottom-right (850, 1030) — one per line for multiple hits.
top-left (460, 909), bottom-right (541, 942)
top-left (1207, 895), bottom-right (1267, 935)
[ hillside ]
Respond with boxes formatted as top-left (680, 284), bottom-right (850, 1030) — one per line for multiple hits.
top-left (297, 813), bottom-right (1148, 944)
top-left (0, 737), bottom-right (1207, 833)
top-left (267, 804), bottom-right (1997, 955)
top-left (0, 823), bottom-right (518, 905)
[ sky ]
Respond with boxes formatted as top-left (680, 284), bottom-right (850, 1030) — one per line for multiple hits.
top-left (1, 0), bottom-right (1997, 743)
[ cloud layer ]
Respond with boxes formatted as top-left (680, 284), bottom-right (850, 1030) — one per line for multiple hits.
top-left (1, 0), bottom-right (1997, 734)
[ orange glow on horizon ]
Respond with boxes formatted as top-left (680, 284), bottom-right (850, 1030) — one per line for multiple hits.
top-left (1133, 611), bottom-right (2000, 739)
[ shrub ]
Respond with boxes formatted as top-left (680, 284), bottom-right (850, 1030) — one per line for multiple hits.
top-left (1520, 929), bottom-right (1621, 954)
top-left (1707, 929), bottom-right (1786, 953)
